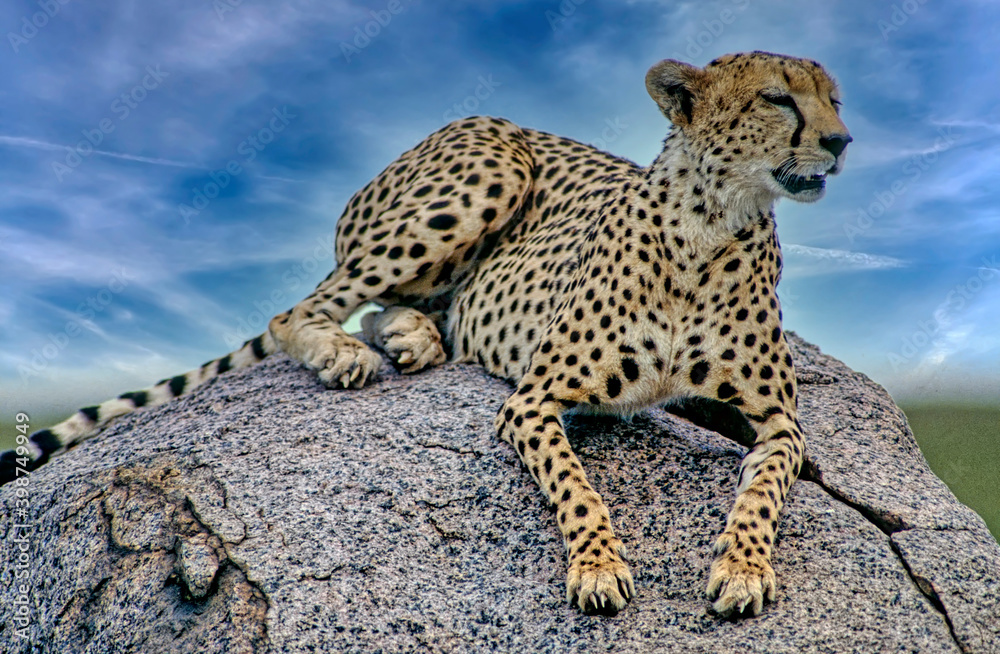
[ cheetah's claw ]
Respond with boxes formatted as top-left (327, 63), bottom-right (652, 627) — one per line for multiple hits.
top-left (706, 549), bottom-right (776, 617)
top-left (566, 541), bottom-right (635, 615)
top-left (312, 339), bottom-right (382, 389)
top-left (379, 328), bottom-right (446, 373)
top-left (362, 309), bottom-right (446, 374)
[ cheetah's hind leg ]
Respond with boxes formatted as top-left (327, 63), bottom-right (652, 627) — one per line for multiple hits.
top-left (362, 306), bottom-right (447, 374)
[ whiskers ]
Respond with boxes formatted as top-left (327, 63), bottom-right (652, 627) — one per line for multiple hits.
top-left (773, 157), bottom-right (799, 188)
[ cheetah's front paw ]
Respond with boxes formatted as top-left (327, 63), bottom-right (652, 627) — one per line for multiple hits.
top-left (362, 308), bottom-right (446, 373)
top-left (311, 337), bottom-right (382, 389)
top-left (566, 540), bottom-right (635, 615)
top-left (377, 325), bottom-right (446, 373)
top-left (706, 536), bottom-right (776, 617)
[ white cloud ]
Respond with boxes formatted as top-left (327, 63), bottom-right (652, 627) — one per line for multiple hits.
top-left (0, 134), bottom-right (204, 170)
top-left (782, 243), bottom-right (907, 277)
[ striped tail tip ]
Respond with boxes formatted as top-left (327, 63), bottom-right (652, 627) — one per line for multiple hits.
top-left (0, 428), bottom-right (63, 485)
top-left (0, 331), bottom-right (278, 486)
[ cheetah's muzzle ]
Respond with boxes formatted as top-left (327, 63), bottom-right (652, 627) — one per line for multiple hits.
top-left (771, 167), bottom-right (827, 195)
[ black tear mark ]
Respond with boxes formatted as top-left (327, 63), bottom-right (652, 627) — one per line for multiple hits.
top-left (788, 97), bottom-right (805, 148)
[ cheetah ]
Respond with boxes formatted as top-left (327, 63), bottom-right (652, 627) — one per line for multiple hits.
top-left (3, 51), bottom-right (851, 618)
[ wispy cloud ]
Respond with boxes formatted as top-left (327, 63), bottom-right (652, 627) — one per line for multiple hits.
top-left (0, 134), bottom-right (204, 169)
top-left (783, 244), bottom-right (908, 275)
top-left (896, 281), bottom-right (1000, 399)
top-left (932, 119), bottom-right (1000, 134)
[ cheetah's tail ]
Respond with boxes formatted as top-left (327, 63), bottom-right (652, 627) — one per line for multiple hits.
top-left (0, 332), bottom-right (279, 487)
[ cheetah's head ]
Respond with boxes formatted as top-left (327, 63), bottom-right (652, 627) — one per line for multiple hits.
top-left (646, 51), bottom-right (851, 204)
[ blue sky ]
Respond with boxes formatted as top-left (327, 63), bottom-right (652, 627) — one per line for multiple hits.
top-left (2, 0), bottom-right (999, 419)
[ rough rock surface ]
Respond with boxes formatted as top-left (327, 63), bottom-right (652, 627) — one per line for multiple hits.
top-left (2, 333), bottom-right (998, 653)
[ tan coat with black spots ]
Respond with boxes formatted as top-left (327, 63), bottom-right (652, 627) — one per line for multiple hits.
top-left (5, 51), bottom-right (851, 619)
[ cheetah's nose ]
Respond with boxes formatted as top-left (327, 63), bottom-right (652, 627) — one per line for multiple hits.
top-left (819, 134), bottom-right (852, 158)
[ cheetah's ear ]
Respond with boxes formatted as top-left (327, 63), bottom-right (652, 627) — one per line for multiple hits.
top-left (645, 60), bottom-right (706, 126)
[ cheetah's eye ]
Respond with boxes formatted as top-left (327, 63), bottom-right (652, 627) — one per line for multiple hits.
top-left (760, 92), bottom-right (795, 108)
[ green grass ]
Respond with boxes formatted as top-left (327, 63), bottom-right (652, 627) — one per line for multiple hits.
top-left (900, 403), bottom-right (1000, 541)
top-left (1, 412), bottom-right (67, 454)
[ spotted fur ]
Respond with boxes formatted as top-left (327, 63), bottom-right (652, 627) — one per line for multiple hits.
top-left (2, 51), bottom-right (850, 618)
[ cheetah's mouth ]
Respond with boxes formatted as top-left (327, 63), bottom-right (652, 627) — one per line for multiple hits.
top-left (771, 170), bottom-right (826, 195)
